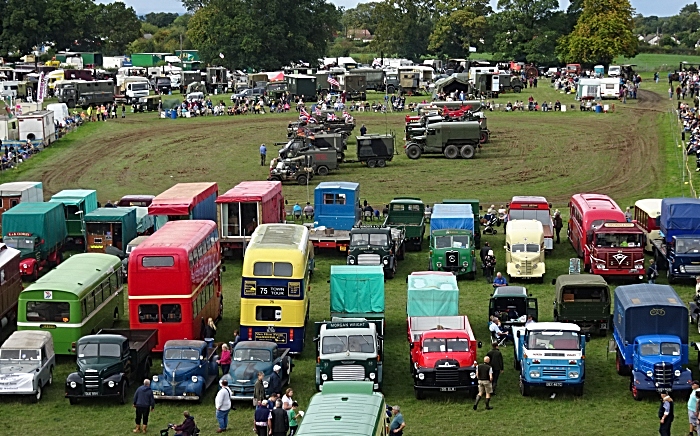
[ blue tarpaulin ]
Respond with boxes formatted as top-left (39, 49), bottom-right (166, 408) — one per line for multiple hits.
top-left (430, 203), bottom-right (474, 235)
top-left (660, 198), bottom-right (700, 243)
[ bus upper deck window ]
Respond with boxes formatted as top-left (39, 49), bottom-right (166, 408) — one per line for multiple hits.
top-left (142, 256), bottom-right (175, 267)
top-left (161, 304), bottom-right (181, 323)
top-left (273, 262), bottom-right (293, 277)
top-left (253, 262), bottom-right (273, 276)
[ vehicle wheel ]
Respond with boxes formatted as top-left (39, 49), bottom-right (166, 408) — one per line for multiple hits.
top-left (406, 144), bottom-right (422, 160)
top-left (573, 385), bottom-right (583, 397)
top-left (616, 350), bottom-right (630, 376)
top-left (444, 145), bottom-right (459, 159)
top-left (414, 388), bottom-right (425, 400)
top-left (69, 397), bottom-right (78, 405)
top-left (48, 368), bottom-right (53, 386)
top-left (32, 269), bottom-right (39, 282)
top-left (385, 267), bottom-right (395, 279)
top-left (317, 166), bottom-right (329, 176)
top-left (460, 145), bottom-right (475, 159)
top-left (519, 379), bottom-right (530, 397)
top-left (338, 152), bottom-right (345, 162)
top-left (296, 175), bottom-right (308, 185)
top-left (31, 385), bottom-right (42, 403)
top-left (377, 159), bottom-right (386, 168)
top-left (480, 132), bottom-right (489, 144)
top-left (67, 99), bottom-right (75, 108)
top-left (269, 176), bottom-right (281, 182)
top-left (514, 359), bottom-right (521, 371)
top-left (55, 251), bottom-right (63, 266)
top-left (119, 382), bottom-right (127, 405)
top-left (367, 159), bottom-right (377, 168)
top-left (514, 87), bottom-right (522, 93)
top-left (387, 86), bottom-right (395, 94)
top-left (631, 381), bottom-right (642, 401)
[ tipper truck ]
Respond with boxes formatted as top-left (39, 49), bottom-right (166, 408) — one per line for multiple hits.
top-left (315, 265), bottom-right (385, 391)
top-left (612, 284), bottom-right (693, 400)
top-left (2, 202), bottom-right (67, 280)
top-left (651, 197), bottom-right (700, 282)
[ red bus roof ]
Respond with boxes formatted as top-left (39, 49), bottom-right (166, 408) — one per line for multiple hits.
top-left (136, 220), bottom-right (217, 254)
top-left (148, 182), bottom-right (218, 216)
top-left (216, 181), bottom-right (282, 204)
top-left (510, 196), bottom-right (550, 209)
top-left (571, 193), bottom-right (626, 227)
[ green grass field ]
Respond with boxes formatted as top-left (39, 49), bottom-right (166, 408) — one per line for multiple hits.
top-left (0, 84), bottom-right (696, 435)
top-left (615, 53), bottom-right (700, 73)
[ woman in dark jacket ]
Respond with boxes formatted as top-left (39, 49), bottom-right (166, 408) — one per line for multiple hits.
top-left (174, 411), bottom-right (196, 436)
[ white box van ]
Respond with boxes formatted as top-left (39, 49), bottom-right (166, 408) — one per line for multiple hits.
top-left (608, 65), bottom-right (621, 77)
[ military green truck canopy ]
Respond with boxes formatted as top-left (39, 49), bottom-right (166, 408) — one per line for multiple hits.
top-left (555, 274), bottom-right (609, 297)
top-left (406, 272), bottom-right (459, 317)
top-left (330, 265), bottom-right (384, 316)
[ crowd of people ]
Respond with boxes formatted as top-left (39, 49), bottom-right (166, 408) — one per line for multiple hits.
top-left (679, 102), bottom-right (700, 173)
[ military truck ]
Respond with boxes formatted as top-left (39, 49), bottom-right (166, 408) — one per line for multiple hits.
top-left (405, 121), bottom-right (481, 160)
top-left (399, 71), bottom-right (420, 94)
top-left (268, 156), bottom-right (314, 185)
top-left (553, 274), bottom-right (611, 335)
top-left (277, 137), bottom-right (339, 176)
top-left (384, 198), bottom-right (426, 251)
top-left (347, 226), bottom-right (405, 279)
top-left (2, 202), bottom-right (67, 280)
top-left (356, 135), bottom-right (395, 168)
top-left (499, 74), bottom-right (523, 93)
top-left (341, 74), bottom-right (367, 101)
top-left (55, 79), bottom-right (115, 108)
top-left (65, 329), bottom-right (158, 404)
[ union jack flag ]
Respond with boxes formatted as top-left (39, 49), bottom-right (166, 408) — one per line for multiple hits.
top-left (300, 107), bottom-right (310, 118)
top-left (314, 106), bottom-right (322, 116)
top-left (308, 117), bottom-right (318, 124)
top-left (327, 113), bottom-right (338, 121)
top-left (342, 110), bottom-right (349, 119)
top-left (328, 74), bottom-right (340, 88)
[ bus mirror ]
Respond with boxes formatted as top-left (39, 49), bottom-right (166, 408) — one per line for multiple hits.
top-left (548, 203), bottom-right (552, 208)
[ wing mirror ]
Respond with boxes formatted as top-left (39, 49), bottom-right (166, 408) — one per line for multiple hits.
top-left (477, 341), bottom-right (483, 349)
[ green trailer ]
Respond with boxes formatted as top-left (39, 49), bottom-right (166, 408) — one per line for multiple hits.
top-left (84, 207), bottom-right (138, 255)
top-left (287, 74), bottom-right (317, 100)
top-left (315, 265), bottom-right (385, 391)
top-left (130, 53), bottom-right (168, 68)
top-left (384, 197), bottom-right (426, 251)
top-left (49, 190), bottom-right (98, 246)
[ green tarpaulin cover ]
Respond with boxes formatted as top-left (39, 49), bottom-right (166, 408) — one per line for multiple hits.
top-left (406, 272), bottom-right (459, 317)
top-left (330, 265), bottom-right (385, 315)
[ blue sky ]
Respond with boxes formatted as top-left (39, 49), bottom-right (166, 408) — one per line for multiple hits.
top-left (96, 0), bottom-right (692, 17)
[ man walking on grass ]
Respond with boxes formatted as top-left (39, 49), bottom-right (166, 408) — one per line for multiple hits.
top-left (473, 356), bottom-right (493, 411)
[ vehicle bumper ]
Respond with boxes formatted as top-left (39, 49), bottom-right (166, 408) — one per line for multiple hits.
top-left (153, 394), bottom-right (201, 401)
top-left (506, 263), bottom-right (545, 278)
top-left (65, 392), bottom-right (121, 398)
top-left (592, 268), bottom-right (644, 279)
top-left (522, 379), bottom-right (584, 388)
top-left (413, 384), bottom-right (478, 392)
top-left (632, 370), bottom-right (693, 392)
top-left (230, 393), bottom-right (254, 400)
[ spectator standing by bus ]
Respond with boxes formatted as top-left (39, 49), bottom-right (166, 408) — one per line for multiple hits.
top-left (203, 317), bottom-right (216, 340)
top-left (553, 210), bottom-right (563, 244)
top-left (389, 406), bottom-right (406, 435)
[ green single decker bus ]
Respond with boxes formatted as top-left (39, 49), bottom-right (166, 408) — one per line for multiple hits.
top-left (296, 381), bottom-right (388, 436)
top-left (17, 253), bottom-right (125, 355)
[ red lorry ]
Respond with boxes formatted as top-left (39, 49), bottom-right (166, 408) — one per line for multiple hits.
top-left (408, 315), bottom-right (481, 400)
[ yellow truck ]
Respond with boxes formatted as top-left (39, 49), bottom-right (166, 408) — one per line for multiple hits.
top-left (505, 219), bottom-right (545, 282)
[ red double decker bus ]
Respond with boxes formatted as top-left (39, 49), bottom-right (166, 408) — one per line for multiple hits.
top-left (568, 193), bottom-right (645, 279)
top-left (128, 220), bottom-right (222, 351)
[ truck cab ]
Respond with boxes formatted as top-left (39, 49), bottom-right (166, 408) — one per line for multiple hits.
top-left (489, 286), bottom-right (538, 327)
top-left (0, 331), bottom-right (55, 403)
top-left (589, 222), bottom-right (645, 279)
top-left (150, 340), bottom-right (220, 401)
top-left (514, 322), bottom-right (587, 396)
top-left (384, 198), bottom-right (425, 251)
top-left (222, 341), bottom-right (291, 401)
top-left (347, 227), bottom-right (405, 279)
top-left (315, 319), bottom-right (382, 391)
top-left (505, 220), bottom-right (546, 281)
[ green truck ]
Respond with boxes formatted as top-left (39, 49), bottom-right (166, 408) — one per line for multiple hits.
top-left (405, 121), bottom-right (481, 160)
top-left (428, 204), bottom-right (476, 279)
top-left (347, 226), bottom-right (405, 279)
top-left (65, 329), bottom-right (158, 405)
top-left (442, 199), bottom-right (481, 247)
top-left (84, 208), bottom-right (138, 256)
top-left (49, 190), bottom-right (98, 247)
top-left (384, 197), bottom-right (426, 251)
top-left (2, 202), bottom-right (68, 280)
top-left (315, 266), bottom-right (385, 391)
top-left (553, 274), bottom-right (611, 335)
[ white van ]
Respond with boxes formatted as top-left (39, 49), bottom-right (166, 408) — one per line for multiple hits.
top-left (608, 65), bottom-right (621, 77)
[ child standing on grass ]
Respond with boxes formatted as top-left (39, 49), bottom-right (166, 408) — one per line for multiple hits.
top-left (288, 401), bottom-right (302, 436)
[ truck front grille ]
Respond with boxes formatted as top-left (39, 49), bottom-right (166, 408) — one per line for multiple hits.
top-left (608, 253), bottom-right (632, 268)
top-left (357, 254), bottom-right (381, 266)
top-left (521, 260), bottom-right (533, 275)
top-left (84, 373), bottom-right (100, 392)
top-left (332, 365), bottom-right (365, 381)
top-left (435, 368), bottom-right (460, 384)
top-left (654, 362), bottom-right (673, 386)
top-left (445, 251), bottom-right (459, 268)
top-left (542, 368), bottom-right (567, 377)
top-left (685, 265), bottom-right (700, 273)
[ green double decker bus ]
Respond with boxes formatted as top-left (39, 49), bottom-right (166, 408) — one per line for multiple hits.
top-left (296, 381), bottom-right (388, 436)
top-left (17, 253), bottom-right (125, 355)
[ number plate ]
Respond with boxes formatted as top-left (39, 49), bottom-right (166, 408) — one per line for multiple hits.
top-left (545, 382), bottom-right (563, 387)
top-left (339, 246), bottom-right (347, 252)
top-left (84, 391), bottom-right (98, 396)
top-left (439, 387), bottom-right (456, 392)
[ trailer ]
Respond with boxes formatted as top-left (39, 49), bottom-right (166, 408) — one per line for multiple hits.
top-left (17, 111), bottom-right (56, 144)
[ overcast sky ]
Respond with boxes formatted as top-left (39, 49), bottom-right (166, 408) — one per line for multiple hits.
top-left (96, 0), bottom-right (693, 18)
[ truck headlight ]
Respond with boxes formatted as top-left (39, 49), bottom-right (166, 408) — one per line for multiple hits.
top-left (383, 257), bottom-right (389, 265)
top-left (70, 381), bottom-right (77, 389)
top-left (369, 373), bottom-right (375, 380)
top-left (515, 264), bottom-right (520, 269)
top-left (675, 370), bottom-right (681, 377)
top-left (680, 266), bottom-right (686, 273)
top-left (529, 371), bottom-right (540, 378)
top-left (263, 380), bottom-right (269, 388)
top-left (470, 372), bottom-right (476, 379)
top-left (532, 263), bottom-right (538, 268)
top-left (348, 257), bottom-right (355, 265)
top-left (463, 261), bottom-right (468, 267)
top-left (569, 371), bottom-right (579, 379)
top-left (152, 375), bottom-right (159, 382)
top-left (418, 373), bottom-right (425, 380)
top-left (321, 374), bottom-right (327, 381)
top-left (436, 262), bottom-right (442, 268)
top-left (108, 380), bottom-right (115, 388)
top-left (646, 371), bottom-right (653, 378)
top-left (192, 376), bottom-right (198, 383)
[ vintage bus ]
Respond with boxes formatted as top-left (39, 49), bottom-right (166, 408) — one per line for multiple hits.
top-left (296, 381), bottom-right (388, 436)
top-left (568, 193), bottom-right (645, 279)
top-left (633, 198), bottom-right (662, 252)
top-left (17, 253), bottom-right (124, 355)
top-left (240, 224), bottom-right (313, 354)
top-left (148, 183), bottom-right (218, 230)
top-left (508, 196), bottom-right (554, 251)
top-left (128, 220), bottom-right (222, 352)
top-left (216, 181), bottom-right (285, 254)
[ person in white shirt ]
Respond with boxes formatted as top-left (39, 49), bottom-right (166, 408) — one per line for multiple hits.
top-left (282, 388), bottom-right (294, 411)
top-left (215, 379), bottom-right (233, 433)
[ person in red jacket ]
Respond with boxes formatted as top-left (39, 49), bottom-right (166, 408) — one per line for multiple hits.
top-left (217, 343), bottom-right (232, 376)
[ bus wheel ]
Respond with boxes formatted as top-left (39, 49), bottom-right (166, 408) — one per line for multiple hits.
top-left (113, 308), bottom-right (120, 325)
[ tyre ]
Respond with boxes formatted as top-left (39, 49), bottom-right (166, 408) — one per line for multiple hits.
top-left (31, 385), bottom-right (42, 403)
top-left (406, 144), bottom-right (421, 159)
top-left (460, 145), bottom-right (475, 159)
top-left (519, 379), bottom-right (530, 397)
top-left (367, 159), bottom-right (377, 168)
top-left (269, 176), bottom-right (281, 182)
top-left (387, 85), bottom-right (395, 94)
top-left (296, 175), bottom-right (308, 185)
top-left (55, 251), bottom-right (63, 266)
top-left (616, 350), bottom-right (630, 376)
top-left (69, 397), bottom-right (78, 405)
top-left (48, 368), bottom-right (53, 386)
top-left (67, 99), bottom-right (75, 108)
top-left (385, 266), bottom-right (395, 279)
top-left (480, 131), bottom-right (489, 144)
top-left (414, 388), bottom-right (425, 400)
top-left (119, 382), bottom-right (127, 405)
top-left (32, 269), bottom-right (39, 282)
top-left (444, 145), bottom-right (459, 159)
top-left (377, 159), bottom-right (386, 167)
top-left (514, 86), bottom-right (522, 93)
top-left (573, 385), bottom-right (583, 397)
top-left (316, 166), bottom-right (329, 176)
top-left (631, 381), bottom-right (642, 401)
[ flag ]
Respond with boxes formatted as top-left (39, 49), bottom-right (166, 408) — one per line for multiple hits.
top-left (37, 72), bottom-right (45, 103)
top-left (308, 116), bottom-right (317, 124)
top-left (314, 106), bottom-right (322, 116)
top-left (327, 113), bottom-right (338, 121)
top-left (328, 74), bottom-right (340, 88)
top-left (300, 107), bottom-right (310, 118)
top-left (342, 110), bottom-right (349, 119)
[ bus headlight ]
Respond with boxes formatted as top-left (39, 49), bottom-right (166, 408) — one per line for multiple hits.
top-left (108, 380), bottom-right (115, 388)
top-left (152, 376), bottom-right (159, 382)
top-left (192, 376), bottom-right (198, 383)
top-left (675, 370), bottom-right (681, 377)
top-left (569, 371), bottom-right (579, 379)
top-left (418, 373), bottom-right (425, 380)
top-left (321, 374), bottom-right (327, 381)
top-left (70, 381), bottom-right (77, 389)
top-left (369, 373), bottom-right (375, 380)
top-left (529, 371), bottom-right (540, 378)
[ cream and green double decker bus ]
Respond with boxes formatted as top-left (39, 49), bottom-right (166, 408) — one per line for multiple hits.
top-left (296, 381), bottom-right (388, 436)
top-left (17, 253), bottom-right (124, 355)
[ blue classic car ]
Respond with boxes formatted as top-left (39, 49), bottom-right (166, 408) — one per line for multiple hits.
top-left (150, 340), bottom-right (220, 402)
top-left (221, 341), bottom-right (292, 401)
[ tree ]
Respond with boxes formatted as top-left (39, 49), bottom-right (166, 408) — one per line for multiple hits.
top-left (342, 3), bottom-right (381, 35)
top-left (182, 0), bottom-right (210, 12)
top-left (143, 12), bottom-right (180, 28)
top-left (428, 0), bottom-right (491, 57)
top-left (95, 2), bottom-right (142, 55)
top-left (557, 0), bottom-right (637, 65)
top-left (371, 0), bottom-right (433, 59)
top-left (0, 0), bottom-right (48, 55)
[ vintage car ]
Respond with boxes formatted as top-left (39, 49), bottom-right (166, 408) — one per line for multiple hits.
top-left (221, 341), bottom-right (292, 401)
top-left (150, 340), bottom-right (220, 402)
